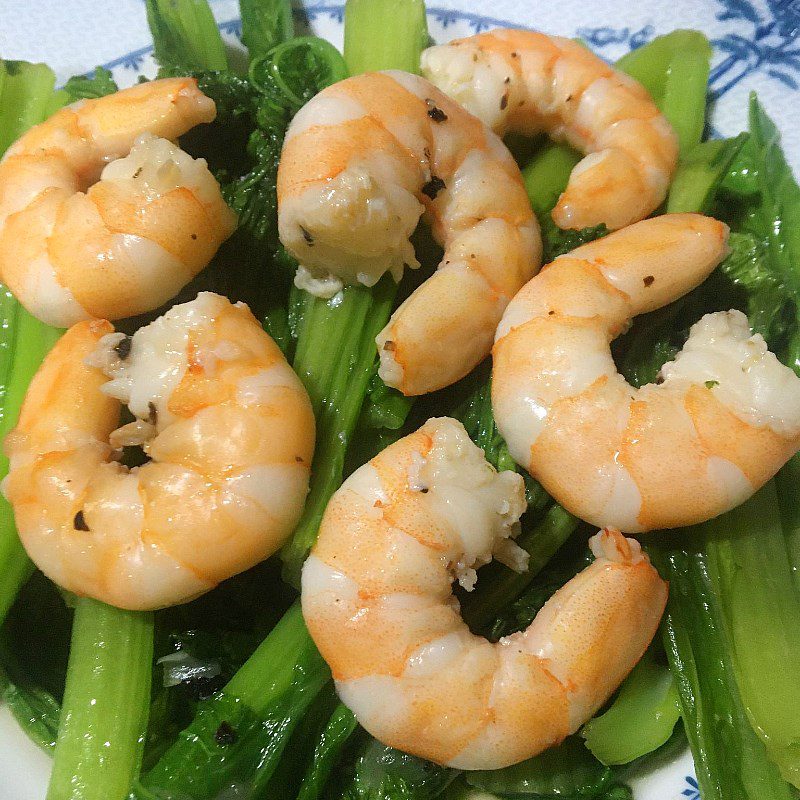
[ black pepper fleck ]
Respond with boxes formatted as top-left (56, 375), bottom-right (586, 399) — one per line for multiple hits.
top-left (214, 721), bottom-right (238, 746)
top-left (132, 167), bottom-right (142, 179)
top-left (643, 275), bottom-right (655, 287)
top-left (190, 233), bottom-right (197, 240)
top-left (300, 226), bottom-right (314, 246)
top-left (655, 374), bottom-right (665, 385)
top-left (421, 176), bottom-right (446, 200)
top-left (73, 510), bottom-right (90, 531)
top-left (426, 100), bottom-right (448, 123)
top-left (114, 335), bottom-right (133, 360)
top-left (383, 340), bottom-right (396, 352)
top-left (500, 93), bottom-right (509, 110)
top-left (504, 76), bottom-right (511, 84)
top-left (148, 402), bottom-right (158, 425)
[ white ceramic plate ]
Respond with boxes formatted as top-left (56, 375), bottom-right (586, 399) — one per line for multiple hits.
top-left (0, 0), bottom-right (797, 797)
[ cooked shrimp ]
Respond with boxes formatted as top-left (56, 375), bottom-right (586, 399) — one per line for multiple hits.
top-left (0, 78), bottom-right (237, 327)
top-left (302, 417), bottom-right (667, 769)
top-left (277, 70), bottom-right (540, 395)
top-left (493, 213), bottom-right (800, 532)
top-left (3, 292), bottom-right (314, 610)
top-left (422, 29), bottom-right (679, 230)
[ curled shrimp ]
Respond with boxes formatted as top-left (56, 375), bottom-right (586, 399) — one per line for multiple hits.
top-left (277, 70), bottom-right (540, 395)
top-left (493, 213), bottom-right (800, 532)
top-left (302, 417), bottom-right (667, 769)
top-left (3, 292), bottom-right (315, 609)
top-left (422, 30), bottom-right (679, 230)
top-left (0, 78), bottom-right (237, 327)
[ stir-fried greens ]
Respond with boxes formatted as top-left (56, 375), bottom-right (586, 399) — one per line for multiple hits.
top-left (1, 1), bottom-right (800, 799)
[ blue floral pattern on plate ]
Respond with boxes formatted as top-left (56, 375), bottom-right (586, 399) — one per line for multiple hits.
top-left (681, 774), bottom-right (701, 799)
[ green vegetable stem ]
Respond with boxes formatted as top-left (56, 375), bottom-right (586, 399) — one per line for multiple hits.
top-left (47, 600), bottom-right (154, 800)
top-left (0, 59), bottom-right (65, 625)
top-left (240, 0), bottom-right (294, 62)
top-left (280, 0), bottom-right (429, 585)
top-left (581, 649), bottom-right (681, 766)
top-left (145, 0), bottom-right (228, 73)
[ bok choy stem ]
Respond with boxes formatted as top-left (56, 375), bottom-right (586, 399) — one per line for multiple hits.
top-left (281, 0), bottom-right (429, 585)
top-left (47, 600), bottom-right (154, 800)
top-left (0, 60), bottom-right (64, 625)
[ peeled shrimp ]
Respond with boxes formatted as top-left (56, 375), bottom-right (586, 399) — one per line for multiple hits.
top-left (0, 78), bottom-right (237, 327)
top-left (3, 292), bottom-right (314, 610)
top-left (302, 417), bottom-right (667, 769)
top-left (422, 30), bottom-right (679, 230)
top-left (277, 70), bottom-right (540, 395)
top-left (493, 213), bottom-right (800, 532)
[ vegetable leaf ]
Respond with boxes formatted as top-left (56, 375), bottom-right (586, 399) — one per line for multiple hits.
top-left (240, 0), bottom-right (294, 62)
top-left (61, 66), bottom-right (118, 101)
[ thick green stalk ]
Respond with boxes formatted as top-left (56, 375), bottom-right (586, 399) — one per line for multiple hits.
top-left (581, 649), bottom-right (680, 765)
top-left (145, 0), bottom-right (228, 73)
top-left (666, 134), bottom-right (748, 213)
top-left (521, 142), bottom-right (580, 217)
top-left (297, 703), bottom-right (359, 800)
top-left (776, 456), bottom-right (800, 593)
top-left (343, 0), bottom-right (428, 75)
top-left (616, 31), bottom-right (712, 155)
top-left (0, 63), bottom-right (65, 624)
top-left (47, 600), bottom-right (153, 800)
top-left (655, 544), bottom-right (795, 800)
top-left (0, 60), bottom-right (56, 153)
top-left (282, 279), bottom-right (396, 585)
top-left (281, 0), bottom-right (429, 583)
top-left (701, 482), bottom-right (800, 788)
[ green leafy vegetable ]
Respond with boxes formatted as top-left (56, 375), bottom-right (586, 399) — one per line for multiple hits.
top-left (343, 0), bottom-right (429, 76)
top-left (466, 736), bottom-right (613, 798)
top-left (717, 231), bottom-right (792, 346)
top-left (616, 30), bottom-right (712, 154)
top-left (1, 678), bottom-right (60, 753)
top-left (582, 649), bottom-right (681, 765)
top-left (0, 61), bottom-right (65, 625)
top-left (48, 600), bottom-right (154, 800)
top-left (667, 134), bottom-right (748, 213)
top-left (145, 0), bottom-right (227, 74)
top-left (61, 66), bottom-right (118, 101)
top-left (0, 59), bottom-right (58, 153)
top-left (654, 541), bottom-right (796, 800)
top-left (133, 603), bottom-right (330, 799)
top-left (249, 37), bottom-right (348, 113)
top-left (331, 735), bottom-right (457, 800)
top-left (240, 0), bottom-right (294, 62)
top-left (701, 483), bottom-right (800, 788)
top-left (297, 704), bottom-right (359, 800)
top-left (462, 503), bottom-right (580, 635)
